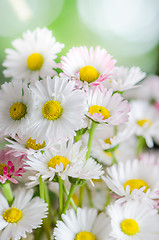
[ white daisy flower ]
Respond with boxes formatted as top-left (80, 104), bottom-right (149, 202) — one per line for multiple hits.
top-left (29, 76), bottom-right (87, 143)
top-left (103, 66), bottom-right (146, 92)
top-left (54, 208), bottom-right (111, 240)
top-left (0, 188), bottom-right (48, 240)
top-left (0, 80), bottom-right (32, 137)
top-left (103, 159), bottom-right (159, 205)
top-left (3, 27), bottom-right (64, 83)
top-left (91, 120), bottom-right (135, 150)
top-left (5, 128), bottom-right (56, 157)
top-left (26, 140), bottom-right (104, 182)
top-left (91, 136), bottom-right (137, 165)
top-left (82, 122), bottom-right (135, 165)
top-left (60, 46), bottom-right (116, 88)
top-left (130, 100), bottom-right (159, 147)
top-left (86, 86), bottom-right (130, 125)
top-left (108, 201), bottom-right (159, 240)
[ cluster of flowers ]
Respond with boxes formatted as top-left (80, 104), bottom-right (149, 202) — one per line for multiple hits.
top-left (0, 27), bottom-right (159, 240)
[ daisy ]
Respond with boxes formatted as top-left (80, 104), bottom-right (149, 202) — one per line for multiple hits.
top-left (60, 46), bottom-right (116, 88)
top-left (103, 159), bottom-right (159, 205)
top-left (90, 136), bottom-right (137, 165)
top-left (86, 86), bottom-right (130, 125)
top-left (103, 66), bottom-right (146, 92)
top-left (3, 27), bottom-right (64, 83)
top-left (0, 147), bottom-right (25, 184)
top-left (86, 121), bottom-right (136, 165)
top-left (54, 207), bottom-right (111, 240)
top-left (5, 128), bottom-right (57, 157)
top-left (130, 100), bottom-right (159, 147)
top-left (0, 188), bottom-right (48, 240)
top-left (29, 76), bottom-right (87, 143)
top-left (0, 80), bottom-right (32, 137)
top-left (25, 140), bottom-right (104, 182)
top-left (84, 119), bottom-right (135, 152)
top-left (108, 200), bottom-right (159, 240)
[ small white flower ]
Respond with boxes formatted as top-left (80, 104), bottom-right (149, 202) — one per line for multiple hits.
top-left (0, 80), bottom-right (32, 137)
top-left (29, 76), bottom-right (87, 143)
top-left (86, 86), bottom-right (130, 125)
top-left (54, 208), bottom-right (111, 240)
top-left (86, 121), bottom-right (135, 165)
top-left (3, 27), bottom-right (64, 83)
top-left (91, 136), bottom-right (137, 165)
top-left (0, 188), bottom-right (48, 240)
top-left (26, 140), bottom-right (104, 182)
top-left (5, 128), bottom-right (56, 157)
top-left (108, 201), bottom-right (159, 240)
top-left (103, 159), bottom-right (159, 205)
top-left (103, 66), bottom-right (146, 92)
top-left (130, 100), bottom-right (159, 147)
top-left (60, 46), bottom-right (116, 88)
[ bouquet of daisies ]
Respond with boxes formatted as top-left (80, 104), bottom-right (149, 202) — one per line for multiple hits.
top-left (0, 27), bottom-right (159, 240)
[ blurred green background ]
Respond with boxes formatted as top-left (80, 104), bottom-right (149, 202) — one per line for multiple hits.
top-left (0, 0), bottom-right (159, 84)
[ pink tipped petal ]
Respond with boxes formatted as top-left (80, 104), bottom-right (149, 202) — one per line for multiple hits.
top-left (60, 46), bottom-right (116, 89)
top-left (0, 147), bottom-right (25, 184)
top-left (8, 160), bottom-right (13, 168)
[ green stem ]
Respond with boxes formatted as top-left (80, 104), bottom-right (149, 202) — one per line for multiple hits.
top-left (58, 176), bottom-right (63, 216)
top-left (44, 182), bottom-right (50, 208)
top-left (86, 184), bottom-right (94, 207)
top-left (0, 182), bottom-right (13, 206)
top-left (105, 190), bottom-right (111, 207)
top-left (86, 121), bottom-right (98, 160)
top-left (111, 150), bottom-right (118, 165)
top-left (39, 176), bottom-right (51, 240)
top-left (78, 121), bottom-right (97, 208)
top-left (114, 125), bottom-right (118, 136)
top-left (39, 176), bottom-right (45, 200)
top-left (63, 184), bottom-right (76, 214)
top-left (63, 185), bottom-right (77, 212)
top-left (136, 136), bottom-right (146, 157)
top-left (78, 185), bottom-right (84, 208)
top-left (34, 227), bottom-right (43, 240)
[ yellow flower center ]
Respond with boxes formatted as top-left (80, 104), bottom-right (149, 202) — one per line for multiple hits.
top-left (72, 194), bottom-right (79, 206)
top-left (3, 207), bottom-right (23, 223)
top-left (124, 179), bottom-right (149, 193)
top-left (121, 219), bottom-right (139, 236)
top-left (0, 163), bottom-right (9, 175)
top-left (9, 102), bottom-right (27, 120)
top-left (26, 138), bottom-right (46, 150)
top-left (42, 100), bottom-right (63, 120)
top-left (48, 155), bottom-right (70, 169)
top-left (89, 105), bottom-right (110, 120)
top-left (104, 138), bottom-right (111, 144)
top-left (79, 65), bottom-right (99, 83)
top-left (105, 151), bottom-right (113, 157)
top-left (92, 179), bottom-right (102, 183)
top-left (75, 231), bottom-right (96, 240)
top-left (137, 119), bottom-right (152, 127)
top-left (27, 53), bottom-right (44, 71)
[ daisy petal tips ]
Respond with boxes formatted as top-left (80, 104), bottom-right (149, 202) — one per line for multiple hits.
top-left (3, 27), bottom-right (64, 83)
top-left (60, 46), bottom-right (116, 88)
